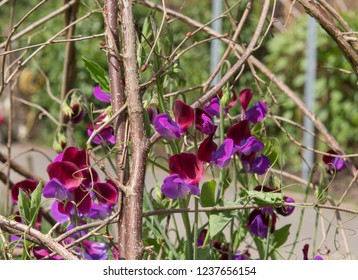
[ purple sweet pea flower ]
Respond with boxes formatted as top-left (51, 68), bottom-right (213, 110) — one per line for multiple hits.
top-left (43, 178), bottom-right (72, 200)
top-left (87, 112), bottom-right (115, 145)
top-left (250, 154), bottom-right (271, 175)
top-left (203, 97), bottom-right (221, 117)
top-left (197, 229), bottom-right (208, 247)
top-left (303, 244), bottom-right (324, 260)
top-left (161, 174), bottom-right (197, 199)
top-left (322, 149), bottom-right (345, 172)
top-left (232, 249), bottom-right (250, 260)
top-left (248, 207), bottom-right (277, 238)
top-left (276, 196), bottom-right (295, 216)
top-left (244, 101), bottom-right (268, 123)
top-left (153, 114), bottom-right (183, 140)
top-left (173, 100), bottom-right (194, 132)
top-left (93, 85), bottom-right (111, 103)
top-left (93, 180), bottom-right (118, 206)
top-left (83, 240), bottom-right (108, 260)
top-left (313, 255), bottom-right (324, 260)
top-left (88, 203), bottom-right (111, 220)
top-left (33, 246), bottom-right (63, 260)
top-left (237, 136), bottom-right (264, 156)
top-left (169, 153), bottom-right (204, 185)
top-left (195, 108), bottom-right (216, 135)
top-left (51, 200), bottom-right (72, 223)
top-left (239, 88), bottom-right (253, 112)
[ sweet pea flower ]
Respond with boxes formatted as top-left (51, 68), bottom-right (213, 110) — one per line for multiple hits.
top-left (153, 100), bottom-right (194, 140)
top-left (87, 112), bottom-right (115, 145)
top-left (11, 179), bottom-right (39, 204)
top-left (232, 249), bottom-right (250, 260)
top-left (93, 180), bottom-right (118, 206)
top-left (33, 246), bottom-right (63, 260)
top-left (322, 149), bottom-right (345, 172)
top-left (161, 153), bottom-right (204, 199)
top-left (93, 85), bottom-right (111, 103)
top-left (276, 196), bottom-right (295, 216)
top-left (198, 134), bottom-right (239, 168)
top-left (248, 207), bottom-right (277, 238)
top-left (195, 108), bottom-right (215, 135)
top-left (238, 88), bottom-right (268, 123)
top-left (302, 244), bottom-right (324, 260)
top-left (203, 97), bottom-right (221, 117)
top-left (83, 240), bottom-right (108, 260)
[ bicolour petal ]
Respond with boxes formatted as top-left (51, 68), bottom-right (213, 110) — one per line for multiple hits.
top-left (238, 136), bottom-right (264, 156)
top-left (93, 85), bottom-right (111, 103)
top-left (43, 178), bottom-right (71, 200)
top-left (239, 88), bottom-right (253, 112)
top-left (195, 108), bottom-right (215, 135)
top-left (87, 203), bottom-right (111, 220)
top-left (51, 200), bottom-right (71, 223)
top-left (161, 174), bottom-right (194, 199)
top-left (153, 114), bottom-right (183, 140)
top-left (174, 100), bottom-right (194, 132)
top-left (169, 153), bottom-right (204, 184)
top-left (47, 161), bottom-right (83, 190)
top-left (93, 180), bottom-right (118, 206)
top-left (198, 134), bottom-right (218, 163)
top-left (211, 138), bottom-right (238, 168)
top-left (276, 196), bottom-right (295, 217)
top-left (226, 120), bottom-right (251, 146)
top-left (244, 101), bottom-right (268, 123)
top-left (11, 179), bottom-right (39, 204)
top-left (250, 154), bottom-right (270, 175)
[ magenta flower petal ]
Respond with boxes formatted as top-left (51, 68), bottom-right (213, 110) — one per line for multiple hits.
top-left (33, 246), bottom-right (63, 260)
top-left (227, 90), bottom-right (238, 111)
top-left (276, 196), bottom-right (295, 216)
top-left (248, 208), bottom-right (276, 238)
top-left (47, 161), bottom-right (83, 190)
top-left (43, 178), bottom-right (72, 200)
top-left (83, 240), bottom-right (108, 260)
top-left (153, 113), bottom-right (183, 140)
top-left (250, 154), bottom-right (270, 175)
top-left (11, 179), bottom-right (39, 204)
top-left (189, 185), bottom-right (200, 196)
top-left (62, 147), bottom-right (89, 167)
top-left (314, 255), bottom-right (323, 260)
top-left (239, 88), bottom-right (253, 112)
top-left (203, 97), bottom-right (221, 117)
top-left (198, 134), bottom-right (218, 163)
top-left (93, 85), bottom-right (111, 103)
top-left (195, 108), bottom-right (215, 135)
top-left (238, 136), bottom-right (264, 156)
top-left (93, 180), bottom-right (118, 206)
top-left (161, 174), bottom-right (190, 199)
top-left (227, 120), bottom-right (251, 146)
top-left (88, 203), bottom-right (111, 220)
top-left (169, 153), bottom-right (204, 184)
top-left (244, 101), bottom-right (268, 123)
top-left (51, 200), bottom-right (71, 223)
top-left (211, 139), bottom-right (238, 168)
top-left (322, 149), bottom-right (345, 171)
top-left (87, 127), bottom-right (115, 145)
top-left (72, 187), bottom-right (92, 215)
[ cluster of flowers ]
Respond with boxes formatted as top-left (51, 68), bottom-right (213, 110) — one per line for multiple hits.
top-left (152, 88), bottom-right (270, 199)
top-left (10, 147), bottom-right (118, 260)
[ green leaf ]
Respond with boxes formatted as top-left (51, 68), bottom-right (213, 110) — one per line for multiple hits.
top-left (200, 180), bottom-right (216, 207)
top-left (209, 201), bottom-right (238, 238)
top-left (82, 57), bottom-right (110, 93)
top-left (245, 190), bottom-right (283, 207)
top-left (271, 224), bottom-right (291, 249)
top-left (18, 189), bottom-right (31, 226)
top-left (197, 248), bottom-right (215, 260)
top-left (30, 181), bottom-right (43, 228)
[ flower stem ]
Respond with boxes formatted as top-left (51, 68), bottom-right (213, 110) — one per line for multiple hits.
top-left (193, 196), bottom-right (199, 260)
top-left (179, 198), bottom-right (193, 259)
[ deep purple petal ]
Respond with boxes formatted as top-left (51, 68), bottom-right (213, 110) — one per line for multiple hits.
top-left (87, 203), bottom-right (111, 220)
top-left (11, 179), bottom-right (39, 204)
top-left (87, 127), bottom-right (115, 145)
top-left (169, 153), bottom-right (204, 184)
top-left (71, 107), bottom-right (86, 124)
top-left (153, 114), bottom-right (183, 140)
top-left (314, 255), bottom-right (323, 260)
top-left (83, 240), bottom-right (108, 260)
top-left (238, 136), bottom-right (264, 156)
top-left (244, 101), bottom-right (268, 123)
top-left (322, 149), bottom-right (345, 171)
top-left (197, 229), bottom-right (207, 247)
top-left (248, 211), bottom-right (268, 238)
top-left (239, 88), bottom-right (253, 112)
top-left (211, 139), bottom-right (237, 168)
top-left (198, 134), bottom-right (218, 163)
top-left (93, 85), bottom-right (111, 103)
top-left (189, 185), bottom-right (200, 196)
top-left (195, 108), bottom-right (215, 135)
top-left (161, 174), bottom-right (190, 199)
top-left (93, 180), bottom-right (118, 206)
top-left (43, 178), bottom-right (71, 200)
top-left (33, 246), bottom-right (63, 260)
top-left (47, 161), bottom-right (83, 190)
top-left (232, 249), bottom-right (250, 260)
top-left (276, 196), bottom-right (295, 216)
top-left (203, 97), bottom-right (221, 117)
top-left (173, 100), bottom-right (194, 132)
top-left (250, 155), bottom-right (270, 175)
